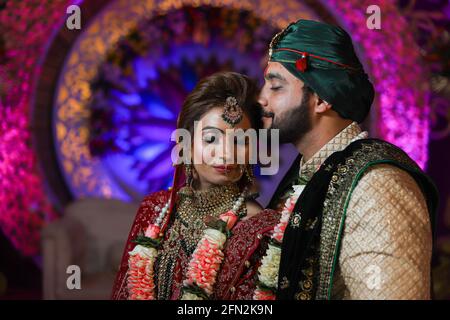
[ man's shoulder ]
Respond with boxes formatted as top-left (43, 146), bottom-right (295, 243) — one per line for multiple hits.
top-left (326, 138), bottom-right (436, 223)
top-left (354, 163), bottom-right (424, 197)
top-left (344, 138), bottom-right (417, 166)
top-left (348, 163), bottom-right (430, 225)
top-left (335, 138), bottom-right (427, 187)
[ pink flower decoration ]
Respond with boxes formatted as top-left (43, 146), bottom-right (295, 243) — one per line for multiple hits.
top-left (145, 224), bottom-right (161, 239)
top-left (253, 288), bottom-right (276, 300)
top-left (127, 253), bottom-right (156, 299)
top-left (184, 236), bottom-right (225, 296)
top-left (287, 201), bottom-right (296, 212)
top-left (273, 232), bottom-right (283, 243)
top-left (219, 210), bottom-right (238, 230)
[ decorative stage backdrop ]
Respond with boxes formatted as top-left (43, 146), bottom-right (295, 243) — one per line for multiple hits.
top-left (0, 0), bottom-right (449, 298)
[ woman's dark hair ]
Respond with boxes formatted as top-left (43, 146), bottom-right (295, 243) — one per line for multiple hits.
top-left (177, 72), bottom-right (262, 134)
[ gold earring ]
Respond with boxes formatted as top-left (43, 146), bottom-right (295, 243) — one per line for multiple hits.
top-left (185, 164), bottom-right (193, 186)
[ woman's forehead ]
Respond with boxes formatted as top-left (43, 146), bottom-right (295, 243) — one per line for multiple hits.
top-left (197, 107), bottom-right (251, 131)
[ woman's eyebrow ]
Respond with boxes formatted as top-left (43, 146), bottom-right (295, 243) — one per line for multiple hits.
top-left (202, 126), bottom-right (225, 134)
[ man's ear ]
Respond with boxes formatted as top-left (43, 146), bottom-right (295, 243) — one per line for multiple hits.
top-left (313, 93), bottom-right (332, 114)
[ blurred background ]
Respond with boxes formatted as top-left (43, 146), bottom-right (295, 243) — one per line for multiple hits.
top-left (0, 0), bottom-right (449, 299)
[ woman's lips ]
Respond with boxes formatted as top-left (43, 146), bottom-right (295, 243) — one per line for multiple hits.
top-left (212, 165), bottom-right (236, 174)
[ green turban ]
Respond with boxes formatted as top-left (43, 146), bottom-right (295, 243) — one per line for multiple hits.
top-left (269, 19), bottom-right (374, 123)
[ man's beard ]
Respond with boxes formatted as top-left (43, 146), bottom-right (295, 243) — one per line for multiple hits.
top-left (271, 92), bottom-right (312, 144)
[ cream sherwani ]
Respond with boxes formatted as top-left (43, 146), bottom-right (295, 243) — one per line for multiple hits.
top-left (299, 122), bottom-right (432, 299)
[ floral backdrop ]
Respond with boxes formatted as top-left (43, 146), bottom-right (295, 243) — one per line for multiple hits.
top-left (0, 0), bottom-right (449, 298)
top-left (87, 6), bottom-right (277, 196)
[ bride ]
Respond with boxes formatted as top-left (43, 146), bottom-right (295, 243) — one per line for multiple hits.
top-left (111, 72), bottom-right (280, 300)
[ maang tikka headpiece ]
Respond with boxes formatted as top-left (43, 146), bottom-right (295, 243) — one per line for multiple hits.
top-left (222, 96), bottom-right (243, 127)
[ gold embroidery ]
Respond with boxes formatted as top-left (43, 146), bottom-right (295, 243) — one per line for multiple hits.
top-left (317, 141), bottom-right (422, 300)
top-left (305, 217), bottom-right (318, 230)
top-left (294, 256), bottom-right (316, 300)
top-left (290, 213), bottom-right (302, 228)
top-left (295, 292), bottom-right (311, 300)
top-left (280, 276), bottom-right (290, 289)
top-left (299, 122), bottom-right (366, 182)
top-left (156, 184), bottom-right (243, 299)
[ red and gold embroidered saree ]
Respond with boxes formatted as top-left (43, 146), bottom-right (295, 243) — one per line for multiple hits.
top-left (111, 190), bottom-right (279, 300)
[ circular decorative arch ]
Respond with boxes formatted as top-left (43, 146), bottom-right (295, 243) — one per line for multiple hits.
top-left (325, 0), bottom-right (430, 167)
top-left (0, 0), bottom-right (430, 255)
top-left (52, 0), bottom-right (320, 201)
top-left (53, 0), bottom-right (430, 203)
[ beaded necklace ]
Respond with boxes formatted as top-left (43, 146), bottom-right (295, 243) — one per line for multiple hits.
top-left (127, 183), bottom-right (248, 300)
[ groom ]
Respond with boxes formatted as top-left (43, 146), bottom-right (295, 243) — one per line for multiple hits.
top-left (259, 19), bottom-right (438, 299)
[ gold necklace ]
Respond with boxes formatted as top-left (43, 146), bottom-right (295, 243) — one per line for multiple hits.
top-left (156, 183), bottom-right (244, 299)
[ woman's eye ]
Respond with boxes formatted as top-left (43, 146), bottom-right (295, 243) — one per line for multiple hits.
top-left (204, 135), bottom-right (216, 144)
top-left (270, 86), bottom-right (282, 91)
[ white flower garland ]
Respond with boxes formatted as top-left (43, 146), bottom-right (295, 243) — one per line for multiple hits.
top-left (253, 184), bottom-right (304, 300)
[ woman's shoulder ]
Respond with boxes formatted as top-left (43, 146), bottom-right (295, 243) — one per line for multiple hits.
top-left (133, 189), bottom-right (172, 226)
top-left (139, 189), bottom-right (171, 210)
top-left (111, 189), bottom-right (172, 300)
